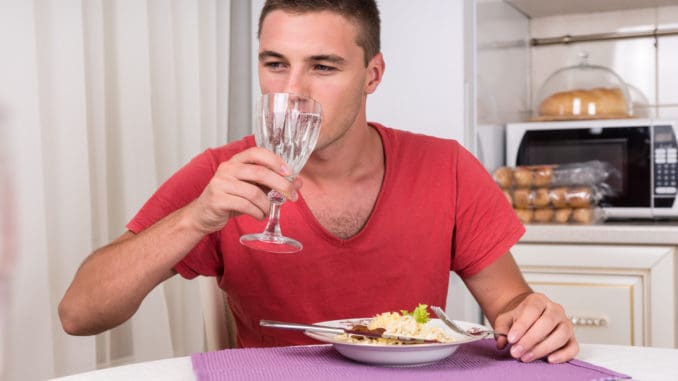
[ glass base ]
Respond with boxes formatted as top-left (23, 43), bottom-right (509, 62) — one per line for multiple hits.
top-left (239, 232), bottom-right (303, 253)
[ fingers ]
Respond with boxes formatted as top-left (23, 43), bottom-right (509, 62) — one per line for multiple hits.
top-left (493, 313), bottom-right (513, 349)
top-left (495, 293), bottom-right (578, 363)
top-left (188, 176), bottom-right (267, 234)
top-left (188, 147), bottom-right (303, 233)
top-left (510, 317), bottom-right (573, 363)
top-left (207, 174), bottom-right (272, 218)
top-left (546, 337), bottom-right (579, 364)
top-left (227, 147), bottom-right (299, 200)
top-left (506, 294), bottom-right (549, 345)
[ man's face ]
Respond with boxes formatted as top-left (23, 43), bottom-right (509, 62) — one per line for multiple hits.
top-left (258, 10), bottom-right (376, 150)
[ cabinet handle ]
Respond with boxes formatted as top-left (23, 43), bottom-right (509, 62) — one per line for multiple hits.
top-left (569, 316), bottom-right (608, 327)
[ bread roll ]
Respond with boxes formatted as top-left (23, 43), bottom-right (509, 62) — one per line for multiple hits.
top-left (568, 186), bottom-right (593, 208)
top-left (572, 208), bottom-right (594, 224)
top-left (538, 87), bottom-right (628, 119)
top-left (503, 189), bottom-right (513, 206)
top-left (532, 188), bottom-right (551, 208)
top-left (533, 208), bottom-right (554, 223)
top-left (513, 168), bottom-right (532, 188)
top-left (513, 188), bottom-right (532, 209)
top-left (554, 208), bottom-right (572, 223)
top-left (549, 187), bottom-right (569, 208)
top-left (493, 167), bottom-right (513, 189)
top-left (514, 208), bottom-right (533, 224)
top-left (533, 166), bottom-right (554, 187)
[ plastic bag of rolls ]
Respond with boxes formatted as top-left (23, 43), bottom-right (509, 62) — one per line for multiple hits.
top-left (493, 161), bottom-right (613, 225)
top-left (512, 207), bottom-right (606, 225)
top-left (493, 161), bottom-right (613, 189)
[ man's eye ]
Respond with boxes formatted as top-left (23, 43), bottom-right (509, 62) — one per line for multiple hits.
top-left (315, 64), bottom-right (336, 72)
top-left (265, 62), bottom-right (286, 70)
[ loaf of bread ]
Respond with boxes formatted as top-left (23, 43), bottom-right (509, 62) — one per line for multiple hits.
top-left (538, 87), bottom-right (629, 119)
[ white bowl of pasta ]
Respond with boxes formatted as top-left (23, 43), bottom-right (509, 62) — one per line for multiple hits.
top-left (304, 317), bottom-right (487, 366)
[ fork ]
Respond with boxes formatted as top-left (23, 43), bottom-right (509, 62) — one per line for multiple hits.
top-left (430, 305), bottom-right (507, 338)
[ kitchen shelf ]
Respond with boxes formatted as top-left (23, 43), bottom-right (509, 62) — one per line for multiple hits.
top-left (520, 221), bottom-right (678, 245)
top-left (506, 0), bottom-right (678, 19)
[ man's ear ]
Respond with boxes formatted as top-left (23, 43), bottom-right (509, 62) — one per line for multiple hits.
top-left (364, 52), bottom-right (385, 95)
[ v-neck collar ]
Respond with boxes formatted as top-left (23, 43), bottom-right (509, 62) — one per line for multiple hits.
top-left (294, 123), bottom-right (391, 247)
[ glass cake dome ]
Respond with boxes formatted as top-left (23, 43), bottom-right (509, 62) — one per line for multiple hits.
top-left (533, 52), bottom-right (633, 121)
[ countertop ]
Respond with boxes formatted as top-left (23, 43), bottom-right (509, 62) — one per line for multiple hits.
top-left (520, 220), bottom-right (678, 245)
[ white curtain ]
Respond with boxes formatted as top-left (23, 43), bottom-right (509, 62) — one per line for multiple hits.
top-left (0, 0), bottom-right (252, 379)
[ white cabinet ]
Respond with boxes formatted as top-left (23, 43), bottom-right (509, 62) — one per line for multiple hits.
top-left (512, 243), bottom-right (676, 347)
top-left (523, 272), bottom-right (643, 346)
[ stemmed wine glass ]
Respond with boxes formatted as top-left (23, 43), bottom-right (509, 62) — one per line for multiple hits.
top-left (239, 92), bottom-right (322, 253)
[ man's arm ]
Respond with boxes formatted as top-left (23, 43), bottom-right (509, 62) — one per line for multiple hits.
top-left (58, 207), bottom-right (202, 335)
top-left (463, 251), bottom-right (578, 364)
top-left (59, 147), bottom-right (300, 335)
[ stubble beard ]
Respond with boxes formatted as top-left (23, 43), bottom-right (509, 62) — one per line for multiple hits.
top-left (312, 98), bottom-right (364, 155)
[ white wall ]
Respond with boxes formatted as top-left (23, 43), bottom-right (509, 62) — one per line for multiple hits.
top-left (367, 1), bottom-right (467, 143)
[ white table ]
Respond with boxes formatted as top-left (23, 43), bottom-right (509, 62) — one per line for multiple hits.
top-left (50, 343), bottom-right (678, 381)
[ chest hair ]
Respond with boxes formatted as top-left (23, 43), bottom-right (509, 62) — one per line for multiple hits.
top-left (312, 207), bottom-right (372, 239)
top-left (305, 181), bottom-right (381, 239)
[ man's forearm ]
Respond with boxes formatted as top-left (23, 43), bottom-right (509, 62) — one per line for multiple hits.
top-left (58, 206), bottom-right (206, 335)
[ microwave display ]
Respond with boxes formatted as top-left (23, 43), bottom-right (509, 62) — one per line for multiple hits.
top-left (515, 127), bottom-right (651, 208)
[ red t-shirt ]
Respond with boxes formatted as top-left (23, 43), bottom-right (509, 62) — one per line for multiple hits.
top-left (127, 123), bottom-right (524, 347)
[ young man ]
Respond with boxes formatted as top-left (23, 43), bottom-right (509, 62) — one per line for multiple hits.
top-left (59, 0), bottom-right (578, 363)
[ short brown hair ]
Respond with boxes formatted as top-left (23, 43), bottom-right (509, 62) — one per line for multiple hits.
top-left (258, 0), bottom-right (381, 66)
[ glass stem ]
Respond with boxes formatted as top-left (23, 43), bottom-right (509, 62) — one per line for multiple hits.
top-left (263, 190), bottom-right (286, 237)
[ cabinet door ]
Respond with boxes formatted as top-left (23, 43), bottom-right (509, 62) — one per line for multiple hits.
top-left (513, 243), bottom-right (676, 347)
top-left (522, 272), bottom-right (643, 346)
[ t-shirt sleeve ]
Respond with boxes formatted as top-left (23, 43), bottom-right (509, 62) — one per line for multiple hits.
top-left (451, 145), bottom-right (525, 278)
top-left (126, 149), bottom-right (224, 279)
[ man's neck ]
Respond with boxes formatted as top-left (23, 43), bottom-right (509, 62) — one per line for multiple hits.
top-left (301, 122), bottom-right (384, 186)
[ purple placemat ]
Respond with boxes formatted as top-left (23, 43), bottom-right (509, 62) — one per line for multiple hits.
top-left (191, 339), bottom-right (630, 381)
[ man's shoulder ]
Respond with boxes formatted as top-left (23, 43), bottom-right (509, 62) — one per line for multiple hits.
top-left (206, 135), bottom-right (256, 161)
top-left (371, 122), bottom-right (461, 152)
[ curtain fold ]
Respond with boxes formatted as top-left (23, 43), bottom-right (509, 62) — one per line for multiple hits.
top-left (35, 0), bottom-right (98, 376)
top-left (0, 0), bottom-right (243, 379)
top-left (0, 2), bottom-right (62, 380)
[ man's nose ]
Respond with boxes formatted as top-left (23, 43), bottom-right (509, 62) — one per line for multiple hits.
top-left (283, 69), bottom-right (310, 96)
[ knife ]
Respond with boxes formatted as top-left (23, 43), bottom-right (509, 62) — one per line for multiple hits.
top-left (259, 319), bottom-right (440, 344)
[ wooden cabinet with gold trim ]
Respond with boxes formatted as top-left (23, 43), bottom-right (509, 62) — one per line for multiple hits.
top-left (512, 244), bottom-right (676, 347)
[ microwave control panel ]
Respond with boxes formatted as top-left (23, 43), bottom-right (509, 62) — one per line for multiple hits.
top-left (653, 125), bottom-right (678, 203)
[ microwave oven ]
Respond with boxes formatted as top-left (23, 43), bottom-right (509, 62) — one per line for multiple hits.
top-left (506, 119), bottom-right (678, 219)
